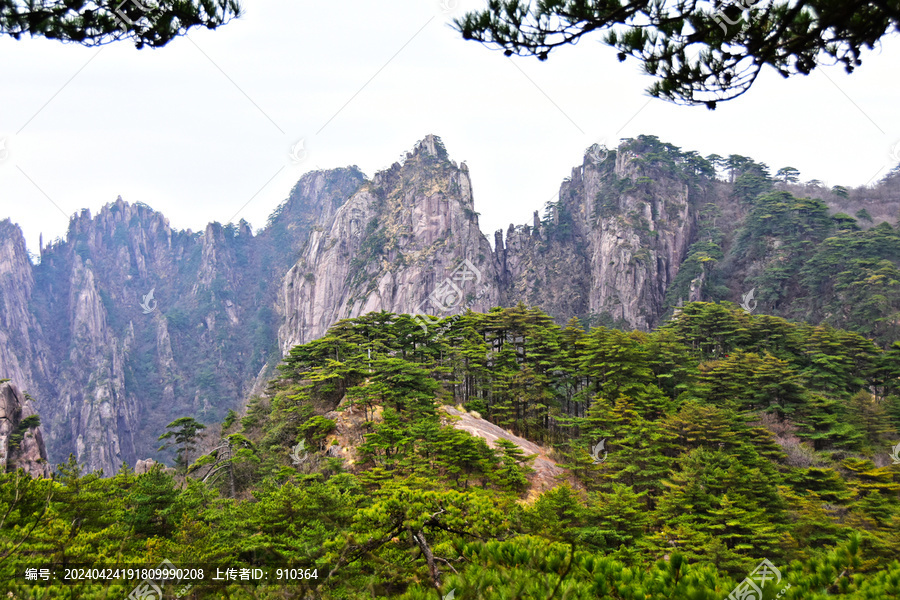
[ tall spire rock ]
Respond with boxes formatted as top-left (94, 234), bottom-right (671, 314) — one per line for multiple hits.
top-left (495, 137), bottom-right (697, 329)
top-left (277, 134), bottom-right (499, 352)
top-left (0, 219), bottom-right (51, 420)
top-left (0, 380), bottom-right (50, 477)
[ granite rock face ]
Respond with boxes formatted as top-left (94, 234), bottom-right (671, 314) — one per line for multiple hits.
top-left (0, 380), bottom-right (50, 477)
top-left (278, 135), bottom-right (501, 351)
top-left (0, 165), bottom-right (372, 474)
top-left (134, 458), bottom-right (159, 474)
top-left (496, 144), bottom-right (698, 329)
top-left (441, 406), bottom-right (565, 497)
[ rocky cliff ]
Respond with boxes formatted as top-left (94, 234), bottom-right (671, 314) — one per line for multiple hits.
top-left (496, 139), bottom-right (704, 329)
top-left (278, 135), bottom-right (500, 350)
top-left (0, 201), bottom-right (292, 473)
top-left (0, 380), bottom-right (50, 477)
top-left (0, 134), bottom-right (897, 475)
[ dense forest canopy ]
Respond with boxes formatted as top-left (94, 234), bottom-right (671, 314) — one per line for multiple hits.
top-left (3, 302), bottom-right (900, 598)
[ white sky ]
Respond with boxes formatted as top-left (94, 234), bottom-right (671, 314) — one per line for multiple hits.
top-left (1, 0), bottom-right (899, 257)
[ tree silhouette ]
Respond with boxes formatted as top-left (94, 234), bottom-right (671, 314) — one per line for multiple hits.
top-left (456, 1), bottom-right (900, 108)
top-left (0, 0), bottom-right (240, 48)
top-left (158, 416), bottom-right (206, 474)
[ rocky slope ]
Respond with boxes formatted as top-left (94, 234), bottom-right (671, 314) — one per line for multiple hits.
top-left (0, 134), bottom-right (897, 475)
top-left (318, 397), bottom-right (567, 499)
top-left (441, 406), bottom-right (565, 498)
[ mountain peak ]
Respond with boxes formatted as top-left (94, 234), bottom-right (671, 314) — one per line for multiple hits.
top-left (411, 134), bottom-right (449, 161)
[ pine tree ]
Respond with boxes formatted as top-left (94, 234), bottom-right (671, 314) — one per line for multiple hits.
top-left (643, 328), bottom-right (698, 400)
top-left (846, 390), bottom-right (897, 449)
top-left (158, 417), bottom-right (207, 474)
top-left (124, 464), bottom-right (181, 537)
top-left (662, 401), bottom-right (739, 453)
top-left (583, 483), bottom-right (649, 551)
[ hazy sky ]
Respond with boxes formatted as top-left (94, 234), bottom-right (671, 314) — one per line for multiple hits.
top-left (2, 0), bottom-right (899, 257)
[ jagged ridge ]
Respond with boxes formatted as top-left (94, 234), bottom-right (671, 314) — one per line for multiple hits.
top-left (0, 133), bottom-right (897, 474)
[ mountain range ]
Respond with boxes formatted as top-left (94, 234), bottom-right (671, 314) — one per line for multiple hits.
top-left (1, 133), bottom-right (898, 475)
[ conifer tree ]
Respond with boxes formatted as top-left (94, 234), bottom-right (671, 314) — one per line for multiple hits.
top-left (158, 417), bottom-right (206, 474)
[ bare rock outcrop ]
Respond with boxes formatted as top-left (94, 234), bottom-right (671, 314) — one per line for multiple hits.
top-left (134, 458), bottom-right (158, 474)
top-left (278, 135), bottom-right (501, 351)
top-left (441, 406), bottom-right (566, 497)
top-left (496, 141), bottom-right (697, 329)
top-left (318, 396), bottom-right (567, 498)
top-left (0, 380), bottom-right (50, 477)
